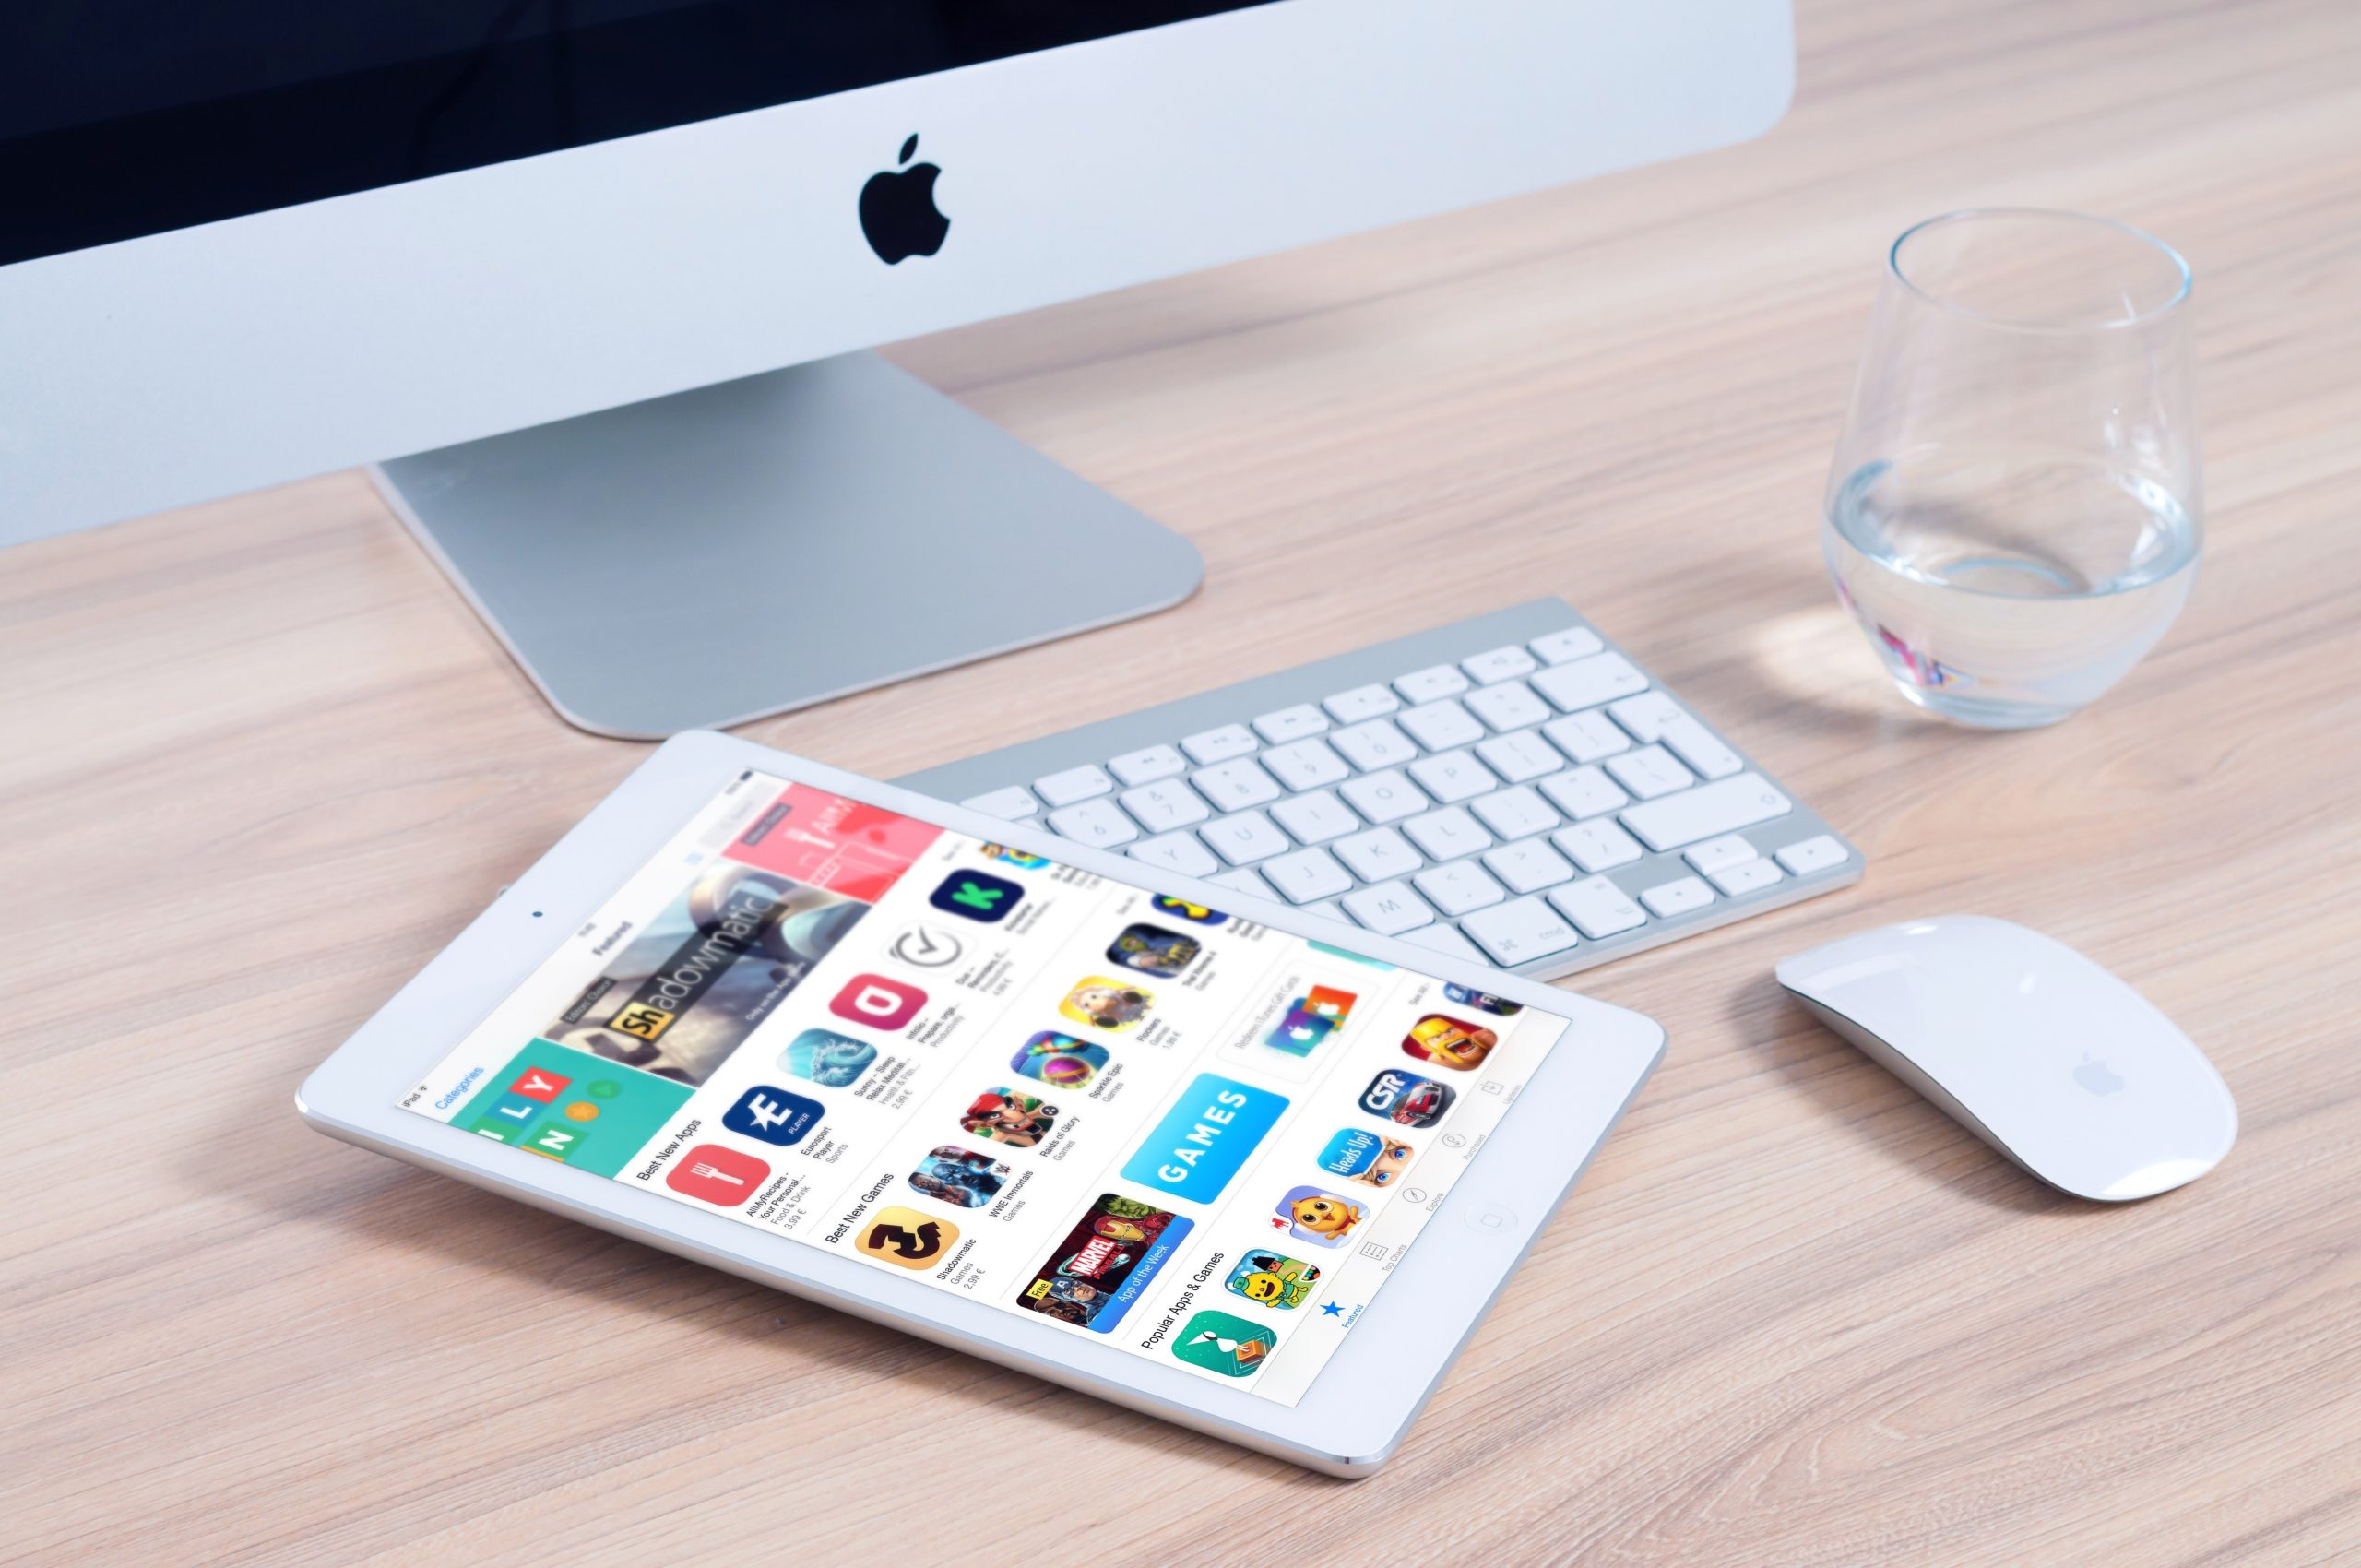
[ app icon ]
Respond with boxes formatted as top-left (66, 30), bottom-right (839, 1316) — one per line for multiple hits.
top-left (1059, 976), bottom-right (1152, 1031)
top-left (665, 1143), bottom-right (771, 1206)
top-left (1014, 1194), bottom-right (1192, 1332)
top-left (1224, 1251), bottom-right (1322, 1310)
top-left (1105, 922), bottom-right (1201, 976)
top-left (508, 1066), bottom-right (571, 1103)
top-left (1403, 1014), bottom-right (1500, 1071)
top-left (1272, 1185), bottom-right (1369, 1248)
top-left (931, 869), bottom-right (1023, 923)
top-left (961, 1087), bottom-right (1060, 1147)
top-left (908, 1146), bottom-right (1010, 1208)
top-left (1172, 1310), bottom-right (1276, 1377)
top-left (1443, 982), bottom-right (1525, 1017)
top-left (1318, 1127), bottom-right (1416, 1188)
top-left (1150, 896), bottom-right (1228, 926)
top-left (1119, 1074), bottom-right (1289, 1204)
top-left (1262, 983), bottom-right (1358, 1057)
top-left (777, 1028), bottom-right (878, 1088)
top-left (856, 1206), bottom-right (958, 1269)
top-left (979, 844), bottom-right (1050, 869)
top-left (1010, 1030), bottom-right (1109, 1088)
top-left (722, 1084), bottom-right (824, 1146)
top-left (1359, 1068), bottom-right (1455, 1129)
top-left (829, 972), bottom-right (926, 1030)
top-left (888, 923), bottom-right (963, 968)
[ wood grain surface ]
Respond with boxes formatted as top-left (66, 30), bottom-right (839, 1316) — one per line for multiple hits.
top-left (6, 1), bottom-right (2358, 1562)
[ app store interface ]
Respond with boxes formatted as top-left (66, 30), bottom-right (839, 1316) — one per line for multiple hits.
top-left (404, 771), bottom-right (1571, 1403)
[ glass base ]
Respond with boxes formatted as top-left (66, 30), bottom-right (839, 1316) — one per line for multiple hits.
top-left (1891, 681), bottom-right (2082, 729)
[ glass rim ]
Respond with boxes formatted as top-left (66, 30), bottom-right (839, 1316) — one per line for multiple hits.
top-left (1888, 208), bottom-right (2193, 334)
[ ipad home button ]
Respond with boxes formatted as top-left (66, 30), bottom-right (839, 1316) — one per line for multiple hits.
top-left (1465, 1203), bottom-right (1519, 1237)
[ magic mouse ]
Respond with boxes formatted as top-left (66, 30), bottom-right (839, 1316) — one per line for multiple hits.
top-left (1775, 916), bottom-right (2236, 1201)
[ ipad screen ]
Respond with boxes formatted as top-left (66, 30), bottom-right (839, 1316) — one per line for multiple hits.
top-left (401, 769), bottom-right (1572, 1402)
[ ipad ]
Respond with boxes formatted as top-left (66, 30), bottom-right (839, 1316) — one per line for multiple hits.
top-left (299, 731), bottom-right (1662, 1474)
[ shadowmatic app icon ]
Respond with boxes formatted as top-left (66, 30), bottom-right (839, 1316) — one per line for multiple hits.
top-left (857, 1206), bottom-right (959, 1270)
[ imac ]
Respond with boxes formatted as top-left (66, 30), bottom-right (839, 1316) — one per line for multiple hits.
top-left (0, 2), bottom-right (1794, 736)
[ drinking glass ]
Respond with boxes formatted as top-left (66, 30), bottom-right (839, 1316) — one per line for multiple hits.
top-left (1822, 209), bottom-right (2201, 727)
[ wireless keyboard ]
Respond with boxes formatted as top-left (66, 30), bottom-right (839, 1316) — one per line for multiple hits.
top-left (897, 600), bottom-right (1859, 980)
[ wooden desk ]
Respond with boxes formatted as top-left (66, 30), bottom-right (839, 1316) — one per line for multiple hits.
top-left (7, 1), bottom-right (2357, 1561)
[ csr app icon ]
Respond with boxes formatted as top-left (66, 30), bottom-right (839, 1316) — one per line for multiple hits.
top-left (1317, 1126), bottom-right (1416, 1188)
top-left (777, 1027), bottom-right (878, 1088)
top-left (908, 1146), bottom-right (1010, 1208)
top-left (1010, 1030), bottom-right (1109, 1089)
top-left (829, 972), bottom-right (925, 1030)
top-left (665, 1144), bottom-right (771, 1206)
top-left (1359, 1068), bottom-right (1454, 1129)
top-left (1105, 922), bottom-right (1200, 977)
top-left (856, 1206), bottom-right (959, 1270)
top-left (1059, 977), bottom-right (1151, 1031)
top-left (1272, 1186), bottom-right (1368, 1249)
top-left (1225, 1251), bottom-right (1322, 1311)
top-left (1403, 1013), bottom-right (1500, 1071)
top-left (722, 1084), bottom-right (824, 1146)
top-left (931, 868), bottom-right (1023, 923)
top-left (1172, 1310), bottom-right (1276, 1378)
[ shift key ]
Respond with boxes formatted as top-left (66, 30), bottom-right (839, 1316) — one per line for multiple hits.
top-left (1620, 773), bottom-right (1792, 851)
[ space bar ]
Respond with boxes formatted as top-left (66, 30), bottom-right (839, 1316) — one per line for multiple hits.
top-left (1620, 773), bottom-right (1793, 851)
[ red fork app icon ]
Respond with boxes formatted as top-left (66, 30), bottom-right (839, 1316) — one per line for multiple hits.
top-left (830, 972), bottom-right (926, 1031)
top-left (665, 1144), bottom-right (771, 1206)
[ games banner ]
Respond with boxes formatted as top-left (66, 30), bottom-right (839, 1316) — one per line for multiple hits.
top-left (1014, 1194), bottom-right (1192, 1333)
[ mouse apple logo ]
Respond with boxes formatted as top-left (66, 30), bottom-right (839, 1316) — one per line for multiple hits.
top-left (2074, 1054), bottom-right (2126, 1096)
top-left (860, 134), bottom-right (949, 264)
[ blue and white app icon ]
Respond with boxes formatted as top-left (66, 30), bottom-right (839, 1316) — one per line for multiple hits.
top-left (1120, 1073), bottom-right (1288, 1204)
top-left (722, 1084), bottom-right (824, 1146)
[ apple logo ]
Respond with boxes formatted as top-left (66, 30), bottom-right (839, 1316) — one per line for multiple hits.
top-left (860, 134), bottom-right (949, 265)
top-left (2074, 1053), bottom-right (2126, 1096)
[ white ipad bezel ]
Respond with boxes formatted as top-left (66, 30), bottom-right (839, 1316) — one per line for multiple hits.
top-left (299, 731), bottom-right (1664, 1474)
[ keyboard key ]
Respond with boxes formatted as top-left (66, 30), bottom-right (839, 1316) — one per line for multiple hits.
top-left (1414, 860), bottom-right (1505, 916)
top-left (1532, 653), bottom-right (1649, 713)
top-left (1108, 744), bottom-right (1189, 786)
top-left (1530, 625), bottom-right (1606, 664)
top-left (1400, 923), bottom-right (1485, 962)
top-left (1469, 784), bottom-right (1558, 841)
top-left (1206, 866), bottom-right (1275, 901)
top-left (1048, 798), bottom-right (1139, 849)
top-left (961, 786), bottom-right (1039, 820)
top-left (1399, 698), bottom-right (1486, 752)
top-left (1483, 838), bottom-right (1575, 895)
top-left (1202, 809), bottom-right (1291, 865)
top-left (1775, 834), bottom-right (1850, 874)
top-left (1035, 764), bottom-right (1115, 807)
top-left (1606, 744), bottom-right (1697, 800)
top-left (1552, 819), bottom-right (1643, 873)
top-left (1709, 858), bottom-right (1785, 896)
top-left (1462, 645), bottom-right (1539, 683)
top-left (1537, 766), bottom-right (1629, 820)
top-left (1402, 805), bottom-right (1494, 861)
top-left (1119, 779), bottom-right (1210, 833)
top-left (1476, 729), bottom-right (1562, 784)
top-left (1252, 704), bottom-right (1330, 744)
top-left (1343, 879), bottom-right (1436, 935)
top-left (1684, 834), bottom-right (1758, 875)
top-left (1262, 847), bottom-right (1354, 904)
top-left (1193, 757), bottom-right (1283, 812)
top-left (1606, 692), bottom-right (1685, 742)
top-left (1461, 897), bottom-right (1581, 965)
top-left (1394, 664), bottom-right (1471, 704)
top-left (1549, 875), bottom-right (1648, 939)
top-left (1132, 832), bottom-right (1220, 879)
top-left (1331, 718), bottom-right (1419, 771)
top-left (1407, 748), bottom-right (1498, 804)
top-left (1660, 718), bottom-right (1743, 780)
top-left (1263, 736), bottom-right (1350, 791)
top-left (1541, 710), bottom-right (1631, 764)
top-left (1181, 723), bottom-right (1258, 765)
top-left (1464, 679), bottom-right (1552, 732)
top-left (1339, 768), bottom-right (1429, 825)
top-left (1622, 773), bottom-right (1794, 851)
top-left (1323, 683), bottom-right (1401, 723)
top-left (1269, 789), bottom-right (1359, 845)
top-left (1641, 876), bottom-right (1716, 918)
top-left (1335, 827), bottom-right (1424, 883)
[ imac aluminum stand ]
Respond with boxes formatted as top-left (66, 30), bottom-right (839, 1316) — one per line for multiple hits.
top-left (374, 351), bottom-right (1204, 739)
